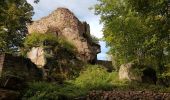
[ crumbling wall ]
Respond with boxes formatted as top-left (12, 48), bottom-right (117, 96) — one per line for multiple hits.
top-left (0, 54), bottom-right (42, 89)
top-left (28, 8), bottom-right (100, 63)
top-left (85, 90), bottom-right (170, 100)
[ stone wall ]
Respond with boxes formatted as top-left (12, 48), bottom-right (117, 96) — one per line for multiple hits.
top-left (0, 53), bottom-right (42, 89)
top-left (83, 90), bottom-right (170, 100)
top-left (28, 8), bottom-right (100, 63)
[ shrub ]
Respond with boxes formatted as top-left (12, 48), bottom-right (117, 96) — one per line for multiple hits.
top-left (23, 33), bottom-right (79, 81)
top-left (23, 65), bottom-right (115, 99)
top-left (24, 33), bottom-right (58, 48)
top-left (24, 33), bottom-right (75, 51)
top-left (72, 65), bottom-right (113, 90)
top-left (22, 65), bottom-right (170, 100)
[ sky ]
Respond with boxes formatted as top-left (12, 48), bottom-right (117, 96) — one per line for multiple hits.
top-left (26, 0), bottom-right (109, 60)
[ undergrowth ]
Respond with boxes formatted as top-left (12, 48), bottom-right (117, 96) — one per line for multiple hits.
top-left (22, 65), bottom-right (170, 100)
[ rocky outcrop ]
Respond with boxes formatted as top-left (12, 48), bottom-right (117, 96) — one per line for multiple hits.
top-left (27, 47), bottom-right (46, 68)
top-left (28, 8), bottom-right (100, 63)
top-left (119, 61), bottom-right (158, 84)
top-left (119, 62), bottom-right (142, 82)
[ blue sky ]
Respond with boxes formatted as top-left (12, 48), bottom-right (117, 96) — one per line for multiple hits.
top-left (27, 0), bottom-right (110, 60)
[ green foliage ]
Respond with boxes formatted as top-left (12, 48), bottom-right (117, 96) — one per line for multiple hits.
top-left (24, 33), bottom-right (58, 48)
top-left (94, 0), bottom-right (148, 64)
top-left (72, 65), bottom-right (113, 90)
top-left (23, 33), bottom-right (75, 56)
top-left (24, 33), bottom-right (75, 51)
top-left (22, 82), bottom-right (86, 100)
top-left (0, 0), bottom-right (34, 53)
top-left (22, 65), bottom-right (118, 99)
top-left (22, 65), bottom-right (170, 99)
top-left (23, 33), bottom-right (79, 81)
top-left (126, 0), bottom-right (167, 15)
top-left (93, 0), bottom-right (170, 74)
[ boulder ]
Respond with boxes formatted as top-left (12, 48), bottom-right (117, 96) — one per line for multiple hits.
top-left (27, 8), bottom-right (100, 63)
top-left (119, 62), bottom-right (142, 82)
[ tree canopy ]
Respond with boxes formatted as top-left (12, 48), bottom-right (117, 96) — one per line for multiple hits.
top-left (0, 0), bottom-right (34, 53)
top-left (94, 0), bottom-right (170, 72)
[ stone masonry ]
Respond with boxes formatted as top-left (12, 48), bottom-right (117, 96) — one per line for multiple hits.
top-left (28, 8), bottom-right (101, 63)
top-left (0, 53), bottom-right (42, 90)
top-left (85, 90), bottom-right (170, 100)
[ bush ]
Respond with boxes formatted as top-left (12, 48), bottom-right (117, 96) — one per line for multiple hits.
top-left (24, 33), bottom-right (58, 48)
top-left (23, 33), bottom-right (76, 56)
top-left (22, 33), bottom-right (80, 81)
top-left (24, 33), bottom-right (75, 52)
top-left (23, 65), bottom-right (116, 99)
top-left (22, 65), bottom-right (170, 100)
top-left (72, 65), bottom-right (113, 90)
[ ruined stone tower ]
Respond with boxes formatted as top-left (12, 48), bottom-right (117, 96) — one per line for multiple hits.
top-left (28, 8), bottom-right (100, 63)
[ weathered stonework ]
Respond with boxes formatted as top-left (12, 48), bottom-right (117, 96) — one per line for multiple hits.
top-left (27, 47), bottom-right (46, 68)
top-left (85, 90), bottom-right (170, 100)
top-left (28, 8), bottom-right (100, 63)
top-left (0, 53), bottom-right (42, 89)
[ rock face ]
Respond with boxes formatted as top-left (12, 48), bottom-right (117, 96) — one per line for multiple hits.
top-left (28, 8), bottom-right (100, 63)
top-left (119, 62), bottom-right (142, 82)
top-left (119, 61), bottom-right (158, 84)
top-left (27, 47), bottom-right (46, 68)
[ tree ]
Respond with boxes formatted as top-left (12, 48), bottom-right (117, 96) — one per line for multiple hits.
top-left (0, 0), bottom-right (34, 53)
top-left (94, 0), bottom-right (170, 73)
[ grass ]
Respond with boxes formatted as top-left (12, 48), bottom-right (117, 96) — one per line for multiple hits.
top-left (22, 65), bottom-right (170, 100)
top-left (22, 82), bottom-right (86, 100)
